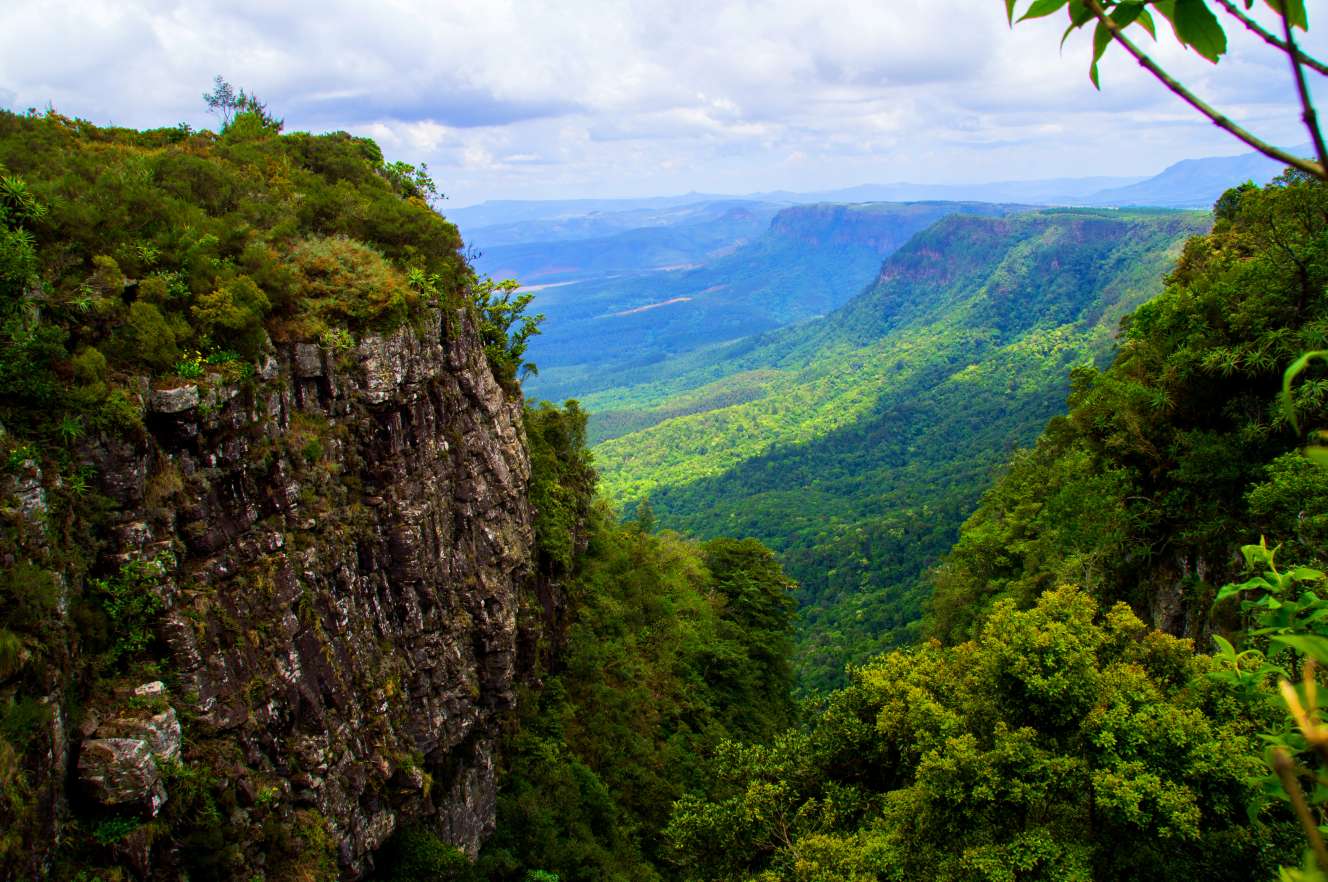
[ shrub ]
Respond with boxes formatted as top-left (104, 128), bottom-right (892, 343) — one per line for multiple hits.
top-left (121, 301), bottom-right (179, 371)
top-left (376, 826), bottom-right (478, 882)
top-left (288, 236), bottom-right (414, 335)
top-left (191, 275), bottom-right (270, 358)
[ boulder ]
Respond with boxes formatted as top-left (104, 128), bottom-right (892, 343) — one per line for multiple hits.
top-left (78, 738), bottom-right (167, 815)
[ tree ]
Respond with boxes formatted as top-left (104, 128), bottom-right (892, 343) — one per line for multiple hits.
top-left (668, 585), bottom-right (1285, 882)
top-left (468, 276), bottom-right (545, 384)
top-left (1005, 0), bottom-right (1327, 181)
top-left (202, 75), bottom-right (283, 133)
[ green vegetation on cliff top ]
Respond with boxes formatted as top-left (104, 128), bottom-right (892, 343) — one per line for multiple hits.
top-left (5, 96), bottom-right (1328, 882)
top-left (0, 105), bottom-right (534, 880)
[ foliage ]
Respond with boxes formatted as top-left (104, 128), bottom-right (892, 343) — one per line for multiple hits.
top-left (667, 585), bottom-right (1292, 882)
top-left (287, 235), bottom-right (416, 337)
top-left (472, 277), bottom-right (544, 385)
top-left (376, 826), bottom-right (480, 882)
top-left (525, 401), bottom-right (597, 573)
top-left (0, 107), bottom-right (478, 449)
top-left (1212, 538), bottom-right (1328, 877)
top-left (1004, 0), bottom-right (1325, 182)
top-left (381, 160), bottom-right (441, 205)
top-left (473, 403), bottom-right (798, 882)
top-left (928, 172), bottom-right (1328, 646)
top-left (202, 75), bottom-right (283, 133)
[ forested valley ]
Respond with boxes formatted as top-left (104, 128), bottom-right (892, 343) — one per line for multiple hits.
top-left (4, 31), bottom-right (1328, 882)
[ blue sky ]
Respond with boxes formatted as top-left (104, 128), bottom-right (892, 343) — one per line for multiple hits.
top-left (3, 0), bottom-right (1325, 205)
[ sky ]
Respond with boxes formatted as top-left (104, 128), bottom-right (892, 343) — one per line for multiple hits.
top-left (2, 0), bottom-right (1325, 206)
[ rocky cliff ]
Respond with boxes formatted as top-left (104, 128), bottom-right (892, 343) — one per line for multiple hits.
top-left (3, 306), bottom-right (543, 879)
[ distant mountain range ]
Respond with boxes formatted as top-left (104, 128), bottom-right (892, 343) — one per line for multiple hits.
top-left (1081, 149), bottom-right (1290, 207)
top-left (509, 201), bottom-right (1029, 402)
top-left (451, 146), bottom-right (1303, 243)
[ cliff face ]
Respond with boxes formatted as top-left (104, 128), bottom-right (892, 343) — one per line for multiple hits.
top-left (7, 306), bottom-right (540, 878)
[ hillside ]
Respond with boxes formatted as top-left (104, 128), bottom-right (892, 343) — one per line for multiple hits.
top-left (586, 208), bottom-right (1210, 687)
top-left (659, 169), bottom-right (1328, 882)
top-left (0, 107), bottom-right (806, 882)
top-left (2, 102), bottom-right (1322, 882)
top-left (520, 200), bottom-right (1025, 402)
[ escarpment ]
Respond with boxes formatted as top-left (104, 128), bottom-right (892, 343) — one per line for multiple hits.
top-left (3, 307), bottom-right (545, 879)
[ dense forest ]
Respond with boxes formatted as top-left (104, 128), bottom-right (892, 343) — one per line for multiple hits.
top-left (0, 105), bottom-right (510, 879)
top-left (516, 201), bottom-right (1023, 403)
top-left (4, 93), bottom-right (1328, 882)
top-left (491, 174), bottom-right (1328, 882)
top-left (0, 106), bottom-right (802, 881)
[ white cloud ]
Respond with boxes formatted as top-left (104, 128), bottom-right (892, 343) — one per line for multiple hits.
top-left (2, 0), bottom-right (1325, 202)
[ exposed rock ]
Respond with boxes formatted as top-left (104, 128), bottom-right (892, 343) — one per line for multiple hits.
top-left (69, 308), bottom-right (539, 877)
top-left (95, 708), bottom-right (182, 763)
top-left (134, 681), bottom-right (167, 699)
top-left (150, 385), bottom-right (199, 414)
top-left (0, 303), bottom-right (547, 879)
top-left (294, 343), bottom-right (325, 377)
top-left (78, 739), bottom-right (167, 816)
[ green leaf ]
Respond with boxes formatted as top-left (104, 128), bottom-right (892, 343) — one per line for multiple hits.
top-left (1136, 8), bottom-right (1157, 38)
top-left (1018, 0), bottom-right (1069, 21)
top-left (1213, 634), bottom-right (1238, 659)
top-left (1282, 351), bottom-right (1328, 434)
top-left (1110, 2), bottom-right (1146, 29)
top-left (1006, 0), bottom-right (1019, 25)
top-left (1090, 20), bottom-right (1112, 88)
top-left (1272, 634), bottom-right (1328, 663)
top-left (1263, 0), bottom-right (1308, 30)
top-left (1217, 578), bottom-right (1270, 601)
top-left (1059, 0), bottom-right (1095, 48)
top-left (1172, 0), bottom-right (1228, 62)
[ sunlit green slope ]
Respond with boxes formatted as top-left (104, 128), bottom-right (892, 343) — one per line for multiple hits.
top-left (587, 208), bottom-right (1210, 688)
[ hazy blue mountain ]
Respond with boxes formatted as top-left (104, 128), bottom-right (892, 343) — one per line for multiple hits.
top-left (469, 202), bottom-right (782, 282)
top-left (1085, 147), bottom-right (1305, 207)
top-left (450, 178), bottom-right (1138, 238)
top-left (446, 193), bottom-right (733, 228)
top-left (462, 198), bottom-right (787, 249)
top-left (521, 201), bottom-right (1028, 402)
top-left (746, 176), bottom-right (1143, 205)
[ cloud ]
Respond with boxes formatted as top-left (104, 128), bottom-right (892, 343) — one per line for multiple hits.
top-left (1, 0), bottom-right (1324, 202)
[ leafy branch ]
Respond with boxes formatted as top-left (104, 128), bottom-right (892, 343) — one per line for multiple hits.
top-left (470, 277), bottom-right (544, 383)
top-left (1214, 0), bottom-right (1328, 75)
top-left (1005, 0), bottom-right (1327, 181)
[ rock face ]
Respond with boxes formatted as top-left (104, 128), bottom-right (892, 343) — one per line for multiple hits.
top-left (78, 738), bottom-right (168, 816)
top-left (47, 308), bottom-right (537, 877)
